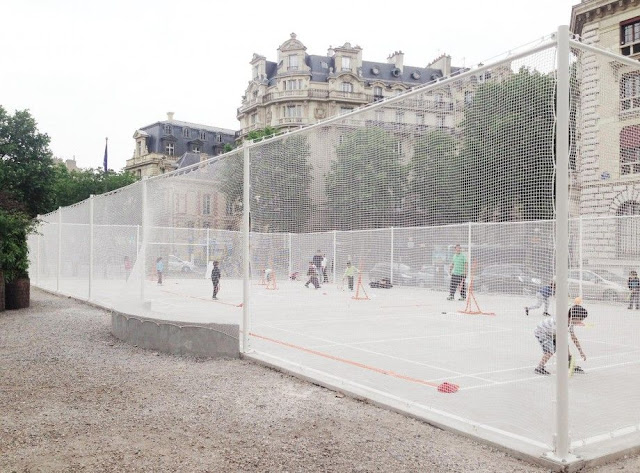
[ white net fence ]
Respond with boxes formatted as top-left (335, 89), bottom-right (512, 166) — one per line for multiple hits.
top-left (27, 32), bottom-right (640, 461)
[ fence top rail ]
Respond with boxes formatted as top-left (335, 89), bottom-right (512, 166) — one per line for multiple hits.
top-left (569, 36), bottom-right (640, 71)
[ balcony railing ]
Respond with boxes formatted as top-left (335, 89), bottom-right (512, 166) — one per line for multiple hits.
top-left (278, 117), bottom-right (309, 126)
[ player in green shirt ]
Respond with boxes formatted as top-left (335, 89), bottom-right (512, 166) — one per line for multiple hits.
top-left (447, 244), bottom-right (467, 301)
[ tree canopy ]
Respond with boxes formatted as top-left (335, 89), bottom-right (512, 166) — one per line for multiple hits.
top-left (326, 127), bottom-right (406, 230)
top-left (0, 106), bottom-right (56, 218)
top-left (459, 68), bottom-right (556, 222)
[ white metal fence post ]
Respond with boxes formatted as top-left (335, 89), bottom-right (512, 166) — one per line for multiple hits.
top-left (140, 178), bottom-right (148, 302)
top-left (390, 227), bottom-right (394, 284)
top-left (578, 216), bottom-right (583, 298)
top-left (242, 144), bottom-right (251, 353)
top-left (467, 222), bottom-right (472, 290)
top-left (57, 207), bottom-right (62, 293)
top-left (89, 195), bottom-right (94, 301)
top-left (333, 230), bottom-right (337, 283)
top-left (288, 232), bottom-right (293, 279)
top-left (206, 227), bottom-right (210, 280)
top-left (554, 24), bottom-right (572, 462)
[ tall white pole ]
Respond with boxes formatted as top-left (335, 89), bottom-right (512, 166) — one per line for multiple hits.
top-left (390, 227), bottom-right (394, 284)
top-left (578, 216), bottom-right (583, 298)
top-left (242, 145), bottom-right (251, 353)
top-left (141, 178), bottom-right (148, 302)
top-left (467, 222), bottom-right (472, 289)
top-left (35, 216), bottom-right (40, 287)
top-left (206, 227), bottom-right (211, 280)
top-left (333, 230), bottom-right (337, 283)
top-left (89, 195), bottom-right (94, 301)
top-left (555, 24), bottom-right (571, 462)
top-left (57, 207), bottom-right (62, 293)
top-left (288, 232), bottom-right (293, 280)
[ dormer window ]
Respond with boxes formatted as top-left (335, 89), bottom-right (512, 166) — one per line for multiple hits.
top-left (200, 131), bottom-right (206, 140)
top-left (183, 128), bottom-right (190, 138)
top-left (217, 135), bottom-right (222, 143)
top-left (374, 86), bottom-right (383, 100)
top-left (252, 65), bottom-right (259, 79)
top-left (136, 141), bottom-right (142, 156)
top-left (163, 124), bottom-right (172, 134)
top-left (192, 145), bottom-right (200, 153)
top-left (288, 55), bottom-right (299, 71)
top-left (342, 82), bottom-right (353, 93)
top-left (165, 143), bottom-right (174, 156)
top-left (341, 56), bottom-right (351, 71)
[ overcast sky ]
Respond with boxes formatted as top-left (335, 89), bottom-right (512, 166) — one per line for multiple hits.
top-left (1, 0), bottom-right (579, 171)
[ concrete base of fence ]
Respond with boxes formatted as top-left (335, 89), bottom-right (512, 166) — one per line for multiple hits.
top-left (111, 311), bottom-right (239, 358)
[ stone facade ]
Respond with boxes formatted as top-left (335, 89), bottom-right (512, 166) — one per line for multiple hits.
top-left (571, 0), bottom-right (640, 266)
top-left (236, 33), bottom-right (468, 138)
top-left (125, 112), bottom-right (236, 179)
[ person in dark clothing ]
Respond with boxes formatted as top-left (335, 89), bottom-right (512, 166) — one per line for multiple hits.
top-left (312, 250), bottom-right (324, 278)
top-left (305, 261), bottom-right (320, 289)
top-left (628, 270), bottom-right (640, 309)
top-left (211, 261), bottom-right (221, 299)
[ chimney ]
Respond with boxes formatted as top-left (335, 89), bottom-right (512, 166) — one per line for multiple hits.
top-left (167, 111), bottom-right (174, 121)
top-left (327, 45), bottom-right (335, 57)
top-left (387, 51), bottom-right (404, 72)
top-left (427, 54), bottom-right (451, 77)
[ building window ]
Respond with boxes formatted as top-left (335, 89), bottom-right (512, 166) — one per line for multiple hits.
top-left (340, 107), bottom-right (353, 115)
top-left (338, 135), bottom-right (344, 145)
top-left (165, 143), bottom-right (175, 156)
top-left (203, 194), bottom-right (211, 215)
top-left (253, 65), bottom-right (259, 79)
top-left (192, 145), bottom-right (200, 153)
top-left (621, 126), bottom-right (640, 175)
top-left (342, 82), bottom-right (353, 93)
top-left (183, 128), bottom-right (190, 138)
top-left (284, 79), bottom-right (303, 90)
top-left (464, 90), bottom-right (474, 106)
top-left (284, 105), bottom-right (302, 118)
top-left (621, 18), bottom-right (640, 56)
top-left (288, 55), bottom-right (299, 70)
top-left (396, 141), bottom-right (403, 155)
top-left (416, 113), bottom-right (425, 125)
top-left (200, 131), bottom-right (206, 140)
top-left (617, 200), bottom-right (640, 257)
top-left (436, 115), bottom-right (446, 128)
top-left (136, 141), bottom-right (142, 156)
top-left (373, 86), bottom-right (383, 101)
top-left (341, 56), bottom-right (351, 71)
top-left (395, 111), bottom-right (404, 123)
top-left (251, 113), bottom-right (257, 125)
top-left (163, 124), bottom-right (172, 134)
top-left (375, 110), bottom-right (385, 121)
top-left (621, 72), bottom-right (640, 112)
top-left (217, 135), bottom-right (222, 143)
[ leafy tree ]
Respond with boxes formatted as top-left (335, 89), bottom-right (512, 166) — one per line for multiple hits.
top-left (326, 127), bottom-right (406, 230)
top-left (409, 130), bottom-right (462, 226)
top-left (219, 127), bottom-right (313, 233)
top-left (52, 164), bottom-right (138, 208)
top-left (0, 107), bottom-right (56, 217)
top-left (460, 68), bottom-right (556, 222)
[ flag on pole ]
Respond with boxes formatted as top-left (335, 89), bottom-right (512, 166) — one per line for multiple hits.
top-left (103, 137), bottom-right (108, 173)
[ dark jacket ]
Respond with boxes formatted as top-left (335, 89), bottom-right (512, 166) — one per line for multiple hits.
top-left (211, 266), bottom-right (221, 283)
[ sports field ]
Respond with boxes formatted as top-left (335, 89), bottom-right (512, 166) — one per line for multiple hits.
top-left (40, 273), bottom-right (640, 458)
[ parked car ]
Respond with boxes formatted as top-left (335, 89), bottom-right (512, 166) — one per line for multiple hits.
top-left (568, 269), bottom-right (630, 302)
top-left (167, 255), bottom-right (197, 273)
top-left (420, 264), bottom-right (450, 290)
top-left (368, 262), bottom-right (428, 287)
top-left (475, 264), bottom-right (543, 295)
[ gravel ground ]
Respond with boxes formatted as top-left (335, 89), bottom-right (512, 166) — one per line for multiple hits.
top-left (1, 289), bottom-right (639, 473)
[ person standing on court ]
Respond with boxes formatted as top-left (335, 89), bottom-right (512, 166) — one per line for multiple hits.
top-left (156, 256), bottom-right (164, 285)
top-left (313, 250), bottom-right (324, 278)
top-left (447, 244), bottom-right (467, 301)
top-left (211, 261), bottom-right (221, 299)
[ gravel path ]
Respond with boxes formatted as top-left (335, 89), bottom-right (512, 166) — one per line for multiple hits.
top-left (1, 289), bottom-right (638, 473)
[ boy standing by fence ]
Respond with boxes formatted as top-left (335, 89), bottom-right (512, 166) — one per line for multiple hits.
top-left (343, 261), bottom-right (359, 291)
top-left (211, 261), bottom-right (221, 299)
top-left (534, 297), bottom-right (588, 375)
top-left (156, 257), bottom-right (164, 285)
top-left (305, 261), bottom-right (320, 289)
top-left (447, 244), bottom-right (467, 301)
top-left (628, 270), bottom-right (639, 310)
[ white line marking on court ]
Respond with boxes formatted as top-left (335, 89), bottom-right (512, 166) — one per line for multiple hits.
top-left (257, 324), bottom-right (498, 384)
top-left (308, 328), bottom-right (512, 349)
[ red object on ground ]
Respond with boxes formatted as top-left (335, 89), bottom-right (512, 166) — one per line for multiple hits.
top-left (437, 382), bottom-right (459, 393)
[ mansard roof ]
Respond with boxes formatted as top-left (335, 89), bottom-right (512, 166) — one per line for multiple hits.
top-left (142, 119), bottom-right (236, 136)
